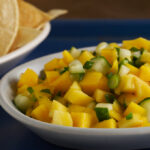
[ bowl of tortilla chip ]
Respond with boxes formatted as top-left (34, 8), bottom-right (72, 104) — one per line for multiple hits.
top-left (0, 0), bottom-right (67, 77)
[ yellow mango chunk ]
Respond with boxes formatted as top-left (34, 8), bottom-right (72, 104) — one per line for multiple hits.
top-left (49, 100), bottom-right (68, 118)
top-left (80, 71), bottom-right (103, 95)
top-left (118, 93), bottom-right (140, 106)
top-left (125, 63), bottom-right (139, 75)
top-left (124, 102), bottom-right (146, 116)
top-left (32, 84), bottom-right (51, 99)
top-left (94, 119), bottom-right (117, 128)
top-left (64, 81), bottom-right (81, 99)
top-left (85, 107), bottom-right (98, 125)
top-left (69, 105), bottom-right (85, 112)
top-left (110, 59), bottom-right (118, 74)
top-left (18, 69), bottom-right (38, 87)
top-left (101, 48), bottom-right (118, 64)
top-left (17, 85), bottom-right (28, 94)
top-left (139, 65), bottom-right (150, 82)
top-left (112, 100), bottom-right (123, 114)
top-left (110, 110), bottom-right (122, 121)
top-left (44, 58), bottom-right (60, 71)
top-left (58, 58), bottom-right (67, 68)
top-left (68, 105), bottom-right (98, 125)
top-left (38, 97), bottom-right (52, 109)
top-left (65, 89), bottom-right (94, 106)
top-left (142, 122), bottom-right (150, 127)
top-left (141, 51), bottom-right (150, 63)
top-left (45, 71), bottom-right (60, 84)
top-left (118, 114), bottom-right (145, 128)
top-left (71, 112), bottom-right (92, 128)
top-left (93, 89), bottom-right (107, 103)
top-left (50, 71), bottom-right (73, 94)
top-left (78, 51), bottom-right (94, 65)
top-left (109, 43), bottom-right (120, 48)
top-left (63, 50), bottom-right (74, 64)
top-left (52, 110), bottom-right (73, 127)
top-left (98, 75), bottom-right (109, 91)
top-left (115, 74), bottom-right (135, 94)
top-left (134, 75), bottom-right (150, 100)
top-left (31, 104), bottom-right (51, 122)
top-left (122, 37), bottom-right (150, 50)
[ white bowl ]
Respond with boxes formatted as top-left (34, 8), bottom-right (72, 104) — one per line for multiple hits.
top-left (1, 47), bottom-right (150, 150)
top-left (0, 22), bottom-right (51, 77)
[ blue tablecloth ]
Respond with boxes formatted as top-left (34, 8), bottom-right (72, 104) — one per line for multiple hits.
top-left (1, 19), bottom-right (150, 150)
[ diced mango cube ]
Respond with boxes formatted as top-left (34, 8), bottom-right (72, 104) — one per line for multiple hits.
top-left (122, 37), bottom-right (150, 50)
top-left (98, 75), bottom-right (109, 91)
top-left (45, 71), bottom-right (60, 84)
top-left (101, 48), bottom-right (118, 64)
top-left (58, 58), bottom-right (68, 68)
top-left (112, 100), bottom-right (123, 114)
top-left (115, 74), bottom-right (135, 94)
top-left (44, 58), bottom-right (60, 71)
top-left (71, 112), bottom-right (92, 128)
top-left (78, 51), bottom-right (94, 65)
top-left (125, 63), bottom-right (139, 75)
top-left (85, 108), bottom-right (99, 125)
top-left (63, 50), bottom-right (74, 64)
top-left (80, 71), bottom-right (103, 95)
top-left (31, 104), bottom-right (51, 122)
top-left (93, 89), bottom-right (107, 103)
top-left (124, 102), bottom-right (146, 116)
top-left (38, 97), bottom-right (52, 109)
top-left (118, 94), bottom-right (140, 106)
top-left (134, 75), bottom-right (150, 100)
top-left (94, 119), bottom-right (117, 128)
top-left (64, 81), bottom-right (81, 99)
top-left (110, 59), bottom-right (118, 74)
top-left (68, 104), bottom-right (85, 112)
top-left (52, 110), bottom-right (73, 126)
top-left (139, 65), bottom-right (150, 82)
top-left (17, 84), bottom-right (28, 94)
top-left (109, 43), bottom-right (120, 48)
top-left (50, 71), bottom-right (73, 94)
top-left (110, 110), bottom-right (122, 121)
top-left (49, 100), bottom-right (68, 118)
top-left (141, 52), bottom-right (150, 63)
top-left (118, 114), bottom-right (145, 128)
top-left (65, 89), bottom-right (94, 106)
top-left (18, 69), bottom-right (38, 87)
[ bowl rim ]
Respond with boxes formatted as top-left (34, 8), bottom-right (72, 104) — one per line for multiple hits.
top-left (1, 48), bottom-right (150, 136)
top-left (0, 22), bottom-right (51, 64)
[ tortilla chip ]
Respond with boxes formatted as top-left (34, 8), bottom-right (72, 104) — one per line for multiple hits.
top-left (0, 0), bottom-right (19, 56)
top-left (47, 9), bottom-right (68, 20)
top-left (18, 1), bottom-right (50, 28)
top-left (10, 27), bottom-right (41, 51)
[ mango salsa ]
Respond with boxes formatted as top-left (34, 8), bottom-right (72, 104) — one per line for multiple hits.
top-left (14, 37), bottom-right (150, 128)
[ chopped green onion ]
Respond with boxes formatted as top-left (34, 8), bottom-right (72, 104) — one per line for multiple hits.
top-left (40, 89), bottom-right (51, 94)
top-left (83, 61), bottom-right (94, 69)
top-left (60, 67), bottom-right (69, 74)
top-left (116, 47), bottom-right (120, 55)
top-left (71, 73), bottom-right (85, 81)
top-left (130, 47), bottom-right (139, 52)
top-left (106, 72), bottom-right (113, 79)
top-left (27, 87), bottom-right (34, 94)
top-left (108, 74), bottom-right (120, 89)
top-left (105, 94), bottom-right (116, 103)
top-left (94, 107), bottom-right (110, 121)
top-left (126, 112), bottom-right (133, 120)
top-left (31, 95), bottom-right (37, 102)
